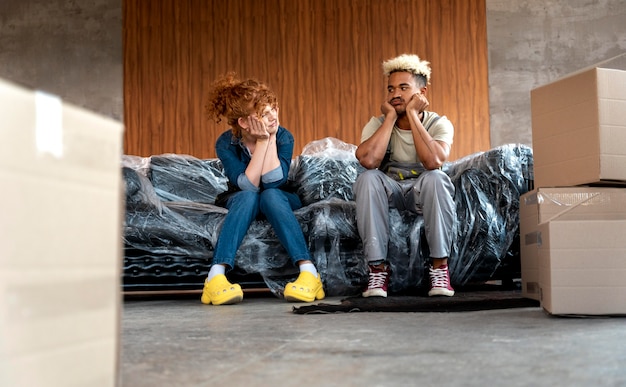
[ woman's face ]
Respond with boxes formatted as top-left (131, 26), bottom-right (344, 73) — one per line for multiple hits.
top-left (237, 104), bottom-right (280, 139)
top-left (255, 105), bottom-right (279, 131)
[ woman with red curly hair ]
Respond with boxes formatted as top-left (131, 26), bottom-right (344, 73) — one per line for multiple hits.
top-left (202, 72), bottom-right (324, 305)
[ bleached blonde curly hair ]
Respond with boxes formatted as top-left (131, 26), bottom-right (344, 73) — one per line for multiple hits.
top-left (382, 54), bottom-right (431, 85)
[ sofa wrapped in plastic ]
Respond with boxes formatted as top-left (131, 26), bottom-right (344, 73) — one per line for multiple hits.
top-left (122, 138), bottom-right (533, 297)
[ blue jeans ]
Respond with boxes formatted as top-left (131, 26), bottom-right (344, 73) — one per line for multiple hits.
top-left (213, 188), bottom-right (310, 270)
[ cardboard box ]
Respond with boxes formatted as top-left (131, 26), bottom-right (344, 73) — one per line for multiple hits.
top-left (0, 79), bottom-right (124, 386)
top-left (538, 218), bottom-right (626, 316)
top-left (520, 187), bottom-right (626, 315)
top-left (531, 54), bottom-right (626, 188)
top-left (520, 187), bottom-right (626, 301)
top-left (519, 190), bottom-right (543, 300)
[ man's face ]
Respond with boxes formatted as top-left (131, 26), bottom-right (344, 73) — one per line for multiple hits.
top-left (387, 71), bottom-right (422, 114)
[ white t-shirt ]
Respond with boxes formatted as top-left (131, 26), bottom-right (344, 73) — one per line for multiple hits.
top-left (360, 111), bottom-right (454, 163)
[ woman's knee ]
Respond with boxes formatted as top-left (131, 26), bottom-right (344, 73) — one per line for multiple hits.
top-left (259, 188), bottom-right (283, 202)
top-left (259, 188), bottom-right (288, 210)
top-left (228, 190), bottom-right (259, 209)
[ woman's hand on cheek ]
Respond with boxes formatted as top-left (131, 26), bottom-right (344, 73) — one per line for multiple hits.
top-left (246, 116), bottom-right (270, 139)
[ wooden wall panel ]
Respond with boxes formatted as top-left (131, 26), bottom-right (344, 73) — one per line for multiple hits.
top-left (124, 0), bottom-right (489, 160)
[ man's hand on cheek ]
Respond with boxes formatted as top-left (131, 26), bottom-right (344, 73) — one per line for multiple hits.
top-left (381, 101), bottom-right (397, 119)
top-left (407, 93), bottom-right (429, 113)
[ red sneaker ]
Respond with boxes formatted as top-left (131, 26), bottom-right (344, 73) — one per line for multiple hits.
top-left (428, 264), bottom-right (455, 297)
top-left (362, 263), bottom-right (390, 298)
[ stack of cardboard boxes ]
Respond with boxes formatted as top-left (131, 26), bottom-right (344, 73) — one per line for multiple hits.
top-left (0, 79), bottom-right (123, 385)
top-left (521, 54), bottom-right (626, 315)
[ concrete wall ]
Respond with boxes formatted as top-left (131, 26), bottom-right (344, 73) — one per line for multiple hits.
top-left (487, 0), bottom-right (626, 147)
top-left (0, 0), bottom-right (624, 145)
top-left (0, 0), bottom-right (122, 122)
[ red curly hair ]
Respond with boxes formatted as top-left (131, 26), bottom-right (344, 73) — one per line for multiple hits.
top-left (205, 72), bottom-right (279, 138)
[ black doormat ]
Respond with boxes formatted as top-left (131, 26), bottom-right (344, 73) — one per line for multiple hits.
top-left (292, 290), bottom-right (539, 314)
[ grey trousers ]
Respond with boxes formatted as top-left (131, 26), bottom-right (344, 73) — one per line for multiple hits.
top-left (353, 169), bottom-right (456, 263)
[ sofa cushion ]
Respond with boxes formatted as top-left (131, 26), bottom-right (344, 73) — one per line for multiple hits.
top-left (149, 154), bottom-right (228, 204)
top-left (290, 137), bottom-right (365, 206)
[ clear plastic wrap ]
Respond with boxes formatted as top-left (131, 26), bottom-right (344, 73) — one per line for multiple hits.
top-left (236, 137), bottom-right (369, 296)
top-left (122, 155), bottom-right (230, 290)
top-left (445, 144), bottom-right (533, 286)
top-left (122, 155), bottom-right (162, 212)
top-left (149, 154), bottom-right (228, 204)
top-left (121, 140), bottom-right (534, 296)
top-left (290, 137), bottom-right (366, 205)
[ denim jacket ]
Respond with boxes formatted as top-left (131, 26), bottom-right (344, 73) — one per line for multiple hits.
top-left (215, 126), bottom-right (294, 192)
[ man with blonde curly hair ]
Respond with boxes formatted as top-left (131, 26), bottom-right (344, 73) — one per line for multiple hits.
top-left (354, 54), bottom-right (456, 298)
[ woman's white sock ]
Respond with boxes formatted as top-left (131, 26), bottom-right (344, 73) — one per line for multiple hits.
top-left (299, 262), bottom-right (318, 277)
top-left (207, 264), bottom-right (226, 281)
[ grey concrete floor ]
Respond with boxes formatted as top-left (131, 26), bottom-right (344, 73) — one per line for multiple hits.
top-left (121, 292), bottom-right (626, 387)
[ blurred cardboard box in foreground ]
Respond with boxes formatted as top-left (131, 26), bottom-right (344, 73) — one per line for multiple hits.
top-left (0, 78), bottom-right (124, 386)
